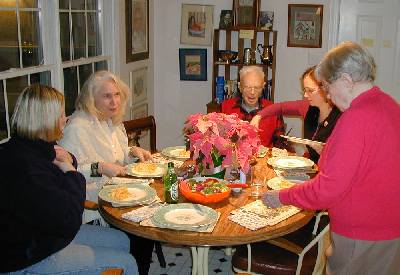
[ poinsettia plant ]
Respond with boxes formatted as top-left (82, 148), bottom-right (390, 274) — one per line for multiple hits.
top-left (183, 112), bottom-right (260, 174)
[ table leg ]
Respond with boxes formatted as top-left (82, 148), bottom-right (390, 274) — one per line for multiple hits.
top-left (190, 246), bottom-right (210, 275)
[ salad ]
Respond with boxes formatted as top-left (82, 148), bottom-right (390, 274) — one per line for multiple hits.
top-left (186, 178), bottom-right (229, 195)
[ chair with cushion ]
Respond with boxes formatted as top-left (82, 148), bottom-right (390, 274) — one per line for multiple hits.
top-left (232, 212), bottom-right (329, 275)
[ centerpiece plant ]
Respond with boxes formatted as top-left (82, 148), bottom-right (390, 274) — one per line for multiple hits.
top-left (183, 112), bottom-right (260, 176)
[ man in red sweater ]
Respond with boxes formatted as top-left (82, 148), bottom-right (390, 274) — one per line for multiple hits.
top-left (262, 42), bottom-right (400, 274)
top-left (221, 66), bottom-right (286, 148)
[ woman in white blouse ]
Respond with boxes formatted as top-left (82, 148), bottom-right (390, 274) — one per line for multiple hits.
top-left (59, 71), bottom-right (152, 214)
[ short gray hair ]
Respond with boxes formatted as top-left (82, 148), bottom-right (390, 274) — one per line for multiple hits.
top-left (76, 71), bottom-right (130, 125)
top-left (239, 66), bottom-right (265, 80)
top-left (316, 41), bottom-right (376, 83)
top-left (11, 84), bottom-right (64, 142)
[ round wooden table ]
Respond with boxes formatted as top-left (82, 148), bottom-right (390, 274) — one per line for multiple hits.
top-left (99, 158), bottom-right (314, 275)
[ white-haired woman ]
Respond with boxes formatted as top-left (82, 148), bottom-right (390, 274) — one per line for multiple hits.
top-left (0, 84), bottom-right (138, 274)
top-left (262, 41), bottom-right (400, 274)
top-left (59, 71), bottom-right (154, 275)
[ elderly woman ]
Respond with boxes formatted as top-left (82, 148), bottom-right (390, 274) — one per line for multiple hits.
top-left (0, 84), bottom-right (138, 274)
top-left (221, 66), bottom-right (286, 148)
top-left (59, 71), bottom-right (154, 275)
top-left (262, 41), bottom-right (400, 274)
top-left (251, 66), bottom-right (341, 162)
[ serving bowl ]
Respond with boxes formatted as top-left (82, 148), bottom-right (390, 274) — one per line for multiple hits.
top-left (179, 177), bottom-right (231, 205)
top-left (218, 50), bottom-right (238, 63)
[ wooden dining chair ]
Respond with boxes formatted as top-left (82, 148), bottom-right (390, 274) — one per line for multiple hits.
top-left (123, 115), bottom-right (157, 153)
top-left (232, 213), bottom-right (330, 275)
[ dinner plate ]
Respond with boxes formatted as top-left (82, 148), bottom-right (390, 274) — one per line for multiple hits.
top-left (125, 162), bottom-right (165, 178)
top-left (161, 146), bottom-right (191, 160)
top-left (267, 177), bottom-right (304, 190)
top-left (152, 203), bottom-right (218, 229)
top-left (280, 135), bottom-right (325, 147)
top-left (98, 184), bottom-right (156, 206)
top-left (267, 156), bottom-right (314, 170)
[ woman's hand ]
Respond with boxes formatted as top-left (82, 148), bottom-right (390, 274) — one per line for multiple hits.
top-left (309, 142), bottom-right (324, 155)
top-left (261, 190), bottom-right (282, 208)
top-left (98, 162), bottom-right (126, 177)
top-left (250, 115), bottom-right (262, 128)
top-left (130, 146), bottom-right (153, 162)
top-left (54, 145), bottom-right (73, 164)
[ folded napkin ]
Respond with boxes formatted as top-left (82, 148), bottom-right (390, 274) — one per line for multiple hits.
top-left (122, 203), bottom-right (165, 222)
top-left (151, 153), bottom-right (184, 168)
top-left (110, 177), bottom-right (152, 185)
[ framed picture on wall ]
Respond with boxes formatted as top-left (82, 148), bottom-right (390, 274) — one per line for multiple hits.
top-left (130, 67), bottom-right (147, 105)
top-left (179, 48), bottom-right (207, 81)
top-left (233, 0), bottom-right (260, 28)
top-left (180, 4), bottom-right (214, 46)
top-left (287, 4), bottom-right (323, 48)
top-left (131, 103), bottom-right (148, 120)
top-left (125, 0), bottom-right (149, 62)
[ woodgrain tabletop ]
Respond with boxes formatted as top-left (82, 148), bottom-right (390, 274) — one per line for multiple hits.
top-left (98, 156), bottom-right (314, 247)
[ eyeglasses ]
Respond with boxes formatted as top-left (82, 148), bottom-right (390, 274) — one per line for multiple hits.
top-left (241, 85), bottom-right (264, 93)
top-left (302, 87), bottom-right (320, 94)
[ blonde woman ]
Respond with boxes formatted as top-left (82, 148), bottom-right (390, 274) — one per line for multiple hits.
top-left (0, 84), bottom-right (137, 274)
top-left (59, 71), bottom-right (154, 275)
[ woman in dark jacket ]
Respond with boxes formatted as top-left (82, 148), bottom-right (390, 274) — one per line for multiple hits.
top-left (0, 84), bottom-right (138, 274)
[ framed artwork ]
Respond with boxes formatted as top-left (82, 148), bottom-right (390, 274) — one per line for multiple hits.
top-left (233, 0), bottom-right (260, 28)
top-left (219, 10), bottom-right (234, 29)
top-left (130, 67), bottom-right (147, 105)
top-left (180, 4), bottom-right (214, 46)
top-left (179, 48), bottom-right (207, 81)
top-left (287, 4), bottom-right (323, 48)
top-left (125, 0), bottom-right (149, 62)
top-left (131, 103), bottom-right (148, 120)
top-left (259, 11), bottom-right (274, 30)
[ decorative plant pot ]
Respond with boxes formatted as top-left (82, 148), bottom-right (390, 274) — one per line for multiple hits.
top-left (201, 165), bottom-right (226, 179)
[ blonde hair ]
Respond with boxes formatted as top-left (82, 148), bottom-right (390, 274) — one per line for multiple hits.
top-left (76, 71), bottom-right (130, 124)
top-left (316, 41), bottom-right (376, 84)
top-left (11, 84), bottom-right (64, 142)
top-left (239, 66), bottom-right (265, 80)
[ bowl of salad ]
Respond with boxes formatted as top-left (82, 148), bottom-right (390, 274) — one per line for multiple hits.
top-left (179, 177), bottom-right (231, 205)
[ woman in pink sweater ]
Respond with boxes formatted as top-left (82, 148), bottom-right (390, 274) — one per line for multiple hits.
top-left (262, 42), bottom-right (400, 274)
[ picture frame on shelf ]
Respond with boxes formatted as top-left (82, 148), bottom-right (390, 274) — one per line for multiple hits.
top-left (233, 0), bottom-right (260, 28)
top-left (179, 48), bottom-right (207, 81)
top-left (287, 4), bottom-right (323, 48)
top-left (259, 11), bottom-right (274, 30)
top-left (130, 67), bottom-right (147, 105)
top-left (125, 0), bottom-right (149, 62)
top-left (219, 10), bottom-right (234, 29)
top-left (180, 4), bottom-right (214, 46)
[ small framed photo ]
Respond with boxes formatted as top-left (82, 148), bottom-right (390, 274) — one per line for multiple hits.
top-left (180, 4), bottom-right (214, 46)
top-left (219, 10), bottom-right (234, 29)
top-left (233, 0), bottom-right (260, 28)
top-left (179, 48), bottom-right (207, 81)
top-left (130, 67), bottom-right (147, 105)
top-left (287, 4), bottom-right (323, 48)
top-left (259, 11), bottom-right (274, 30)
top-left (125, 0), bottom-right (149, 62)
top-left (131, 103), bottom-right (148, 120)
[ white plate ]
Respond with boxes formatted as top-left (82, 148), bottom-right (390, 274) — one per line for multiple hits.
top-left (267, 177), bottom-right (304, 190)
top-left (98, 184), bottom-right (156, 206)
top-left (125, 163), bottom-right (165, 178)
top-left (280, 135), bottom-right (325, 146)
top-left (161, 146), bottom-right (191, 160)
top-left (152, 203), bottom-right (218, 229)
top-left (267, 156), bottom-right (314, 170)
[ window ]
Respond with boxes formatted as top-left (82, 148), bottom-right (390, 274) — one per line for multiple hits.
top-left (0, 0), bottom-right (111, 142)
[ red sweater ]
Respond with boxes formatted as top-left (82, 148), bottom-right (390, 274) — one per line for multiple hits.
top-left (221, 97), bottom-right (284, 147)
top-left (280, 86), bottom-right (400, 240)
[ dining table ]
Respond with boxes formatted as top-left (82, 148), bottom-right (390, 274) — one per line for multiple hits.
top-left (98, 155), bottom-right (314, 275)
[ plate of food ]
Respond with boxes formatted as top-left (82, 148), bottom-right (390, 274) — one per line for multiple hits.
top-left (151, 203), bottom-right (218, 229)
top-left (267, 177), bottom-right (304, 190)
top-left (267, 156), bottom-right (315, 170)
top-left (280, 135), bottom-right (325, 147)
top-left (125, 162), bottom-right (165, 178)
top-left (161, 146), bottom-right (191, 160)
top-left (179, 177), bottom-right (231, 204)
top-left (98, 184), bottom-right (156, 206)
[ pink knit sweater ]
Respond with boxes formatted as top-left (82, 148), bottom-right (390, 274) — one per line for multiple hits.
top-left (280, 86), bottom-right (400, 240)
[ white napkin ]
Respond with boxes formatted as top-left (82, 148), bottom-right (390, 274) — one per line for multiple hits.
top-left (122, 203), bottom-right (165, 222)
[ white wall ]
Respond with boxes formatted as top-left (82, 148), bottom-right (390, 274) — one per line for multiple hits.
top-left (152, 0), bottom-right (334, 148)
